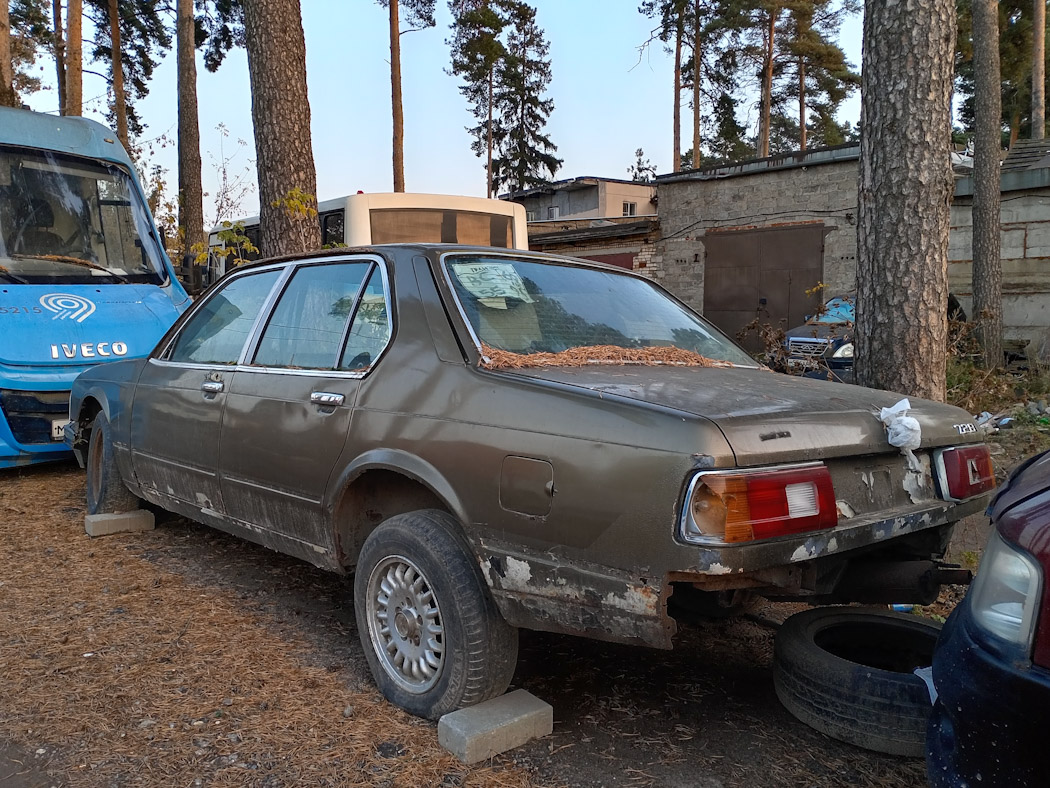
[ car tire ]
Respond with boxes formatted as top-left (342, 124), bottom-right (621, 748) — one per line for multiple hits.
top-left (354, 509), bottom-right (519, 719)
top-left (85, 410), bottom-right (139, 515)
top-left (773, 606), bottom-right (941, 757)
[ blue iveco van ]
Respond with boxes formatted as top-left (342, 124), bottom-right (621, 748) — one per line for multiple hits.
top-left (0, 107), bottom-right (189, 467)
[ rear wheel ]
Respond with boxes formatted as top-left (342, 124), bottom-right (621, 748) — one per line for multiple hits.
top-left (354, 509), bottom-right (518, 719)
top-left (85, 411), bottom-right (139, 515)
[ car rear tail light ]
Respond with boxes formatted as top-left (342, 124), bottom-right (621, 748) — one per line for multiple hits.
top-left (935, 444), bottom-right (995, 502)
top-left (681, 463), bottom-right (837, 545)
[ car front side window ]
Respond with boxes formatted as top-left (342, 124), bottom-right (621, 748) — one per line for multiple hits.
top-left (254, 261), bottom-right (371, 369)
top-left (167, 269), bottom-right (282, 364)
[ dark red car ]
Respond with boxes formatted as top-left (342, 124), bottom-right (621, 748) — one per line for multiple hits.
top-left (927, 450), bottom-right (1050, 786)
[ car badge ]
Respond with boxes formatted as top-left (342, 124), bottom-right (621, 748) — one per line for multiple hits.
top-left (40, 293), bottom-right (96, 322)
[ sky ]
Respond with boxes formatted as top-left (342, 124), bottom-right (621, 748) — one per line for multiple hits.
top-left (24, 1), bottom-right (864, 224)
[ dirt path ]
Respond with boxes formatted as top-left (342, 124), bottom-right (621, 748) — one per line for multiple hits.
top-left (0, 462), bottom-right (953, 787)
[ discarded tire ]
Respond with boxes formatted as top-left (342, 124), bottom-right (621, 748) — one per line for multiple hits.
top-left (773, 607), bottom-right (941, 757)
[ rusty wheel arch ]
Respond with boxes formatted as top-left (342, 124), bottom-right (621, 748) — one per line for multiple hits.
top-left (331, 468), bottom-right (456, 571)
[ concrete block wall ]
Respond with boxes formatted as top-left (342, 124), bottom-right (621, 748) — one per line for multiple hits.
top-left (949, 192), bottom-right (1050, 347)
top-left (650, 159), bottom-right (860, 313)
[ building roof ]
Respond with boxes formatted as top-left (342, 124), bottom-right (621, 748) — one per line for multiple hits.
top-left (504, 177), bottom-right (654, 200)
top-left (655, 143), bottom-right (861, 184)
top-left (1001, 138), bottom-right (1050, 172)
top-left (528, 219), bottom-right (658, 247)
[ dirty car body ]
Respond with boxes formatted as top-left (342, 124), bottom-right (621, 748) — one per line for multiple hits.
top-left (927, 450), bottom-right (1050, 788)
top-left (67, 245), bottom-right (993, 716)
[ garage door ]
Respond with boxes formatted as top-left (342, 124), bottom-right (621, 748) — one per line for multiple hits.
top-left (701, 224), bottom-right (826, 353)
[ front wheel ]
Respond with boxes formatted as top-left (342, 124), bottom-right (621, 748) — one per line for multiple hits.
top-left (354, 509), bottom-right (518, 719)
top-left (85, 411), bottom-right (139, 515)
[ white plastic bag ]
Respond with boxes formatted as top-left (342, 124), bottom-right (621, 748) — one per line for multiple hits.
top-left (879, 398), bottom-right (923, 473)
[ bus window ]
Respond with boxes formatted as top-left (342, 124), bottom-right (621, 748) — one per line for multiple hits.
top-left (322, 210), bottom-right (345, 246)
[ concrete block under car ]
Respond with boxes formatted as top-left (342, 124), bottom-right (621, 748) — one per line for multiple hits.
top-left (438, 690), bottom-right (553, 764)
top-left (84, 509), bottom-right (155, 537)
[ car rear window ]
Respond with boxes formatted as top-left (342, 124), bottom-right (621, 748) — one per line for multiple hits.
top-left (444, 255), bottom-right (755, 367)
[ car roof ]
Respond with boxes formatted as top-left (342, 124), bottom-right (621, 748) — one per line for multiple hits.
top-left (236, 243), bottom-right (632, 275)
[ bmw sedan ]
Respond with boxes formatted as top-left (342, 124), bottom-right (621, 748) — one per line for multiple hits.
top-left (66, 245), bottom-right (994, 719)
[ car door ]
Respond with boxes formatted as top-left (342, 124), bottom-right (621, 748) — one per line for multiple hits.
top-left (217, 257), bottom-right (391, 556)
top-left (130, 267), bottom-right (284, 513)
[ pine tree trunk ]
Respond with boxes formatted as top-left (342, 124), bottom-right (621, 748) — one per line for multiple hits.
top-left (673, 20), bottom-right (682, 172)
top-left (856, 0), bottom-right (956, 401)
top-left (66, 0), bottom-right (82, 115)
top-left (973, 0), bottom-right (1003, 369)
top-left (389, 0), bottom-right (405, 192)
top-left (759, 9), bottom-right (776, 158)
top-left (242, 0), bottom-right (321, 257)
top-left (486, 65), bottom-right (493, 197)
top-left (107, 0), bottom-right (128, 147)
top-left (0, 2), bottom-right (15, 108)
top-left (1034, 0), bottom-right (1046, 139)
top-left (1009, 110), bottom-right (1021, 147)
top-left (53, 0), bottom-right (66, 114)
top-left (177, 0), bottom-right (205, 265)
top-left (692, 0), bottom-right (701, 169)
top-left (798, 56), bottom-right (806, 151)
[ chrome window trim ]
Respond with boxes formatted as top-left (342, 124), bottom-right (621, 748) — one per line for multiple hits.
top-left (153, 253), bottom-right (393, 378)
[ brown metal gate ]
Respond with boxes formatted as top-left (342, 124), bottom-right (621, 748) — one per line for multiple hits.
top-left (701, 223), bottom-right (827, 353)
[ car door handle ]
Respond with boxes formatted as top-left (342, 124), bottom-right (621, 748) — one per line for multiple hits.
top-left (201, 380), bottom-right (224, 394)
top-left (310, 392), bottom-right (345, 407)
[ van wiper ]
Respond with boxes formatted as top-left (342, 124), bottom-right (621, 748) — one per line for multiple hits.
top-left (0, 267), bottom-right (30, 284)
top-left (11, 253), bottom-right (131, 284)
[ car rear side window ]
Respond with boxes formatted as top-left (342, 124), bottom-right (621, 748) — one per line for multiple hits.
top-left (254, 262), bottom-right (371, 369)
top-left (340, 266), bottom-right (390, 370)
top-left (167, 269), bottom-right (281, 364)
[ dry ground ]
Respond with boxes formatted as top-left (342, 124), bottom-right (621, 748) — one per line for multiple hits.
top-left (2, 427), bottom-right (1044, 788)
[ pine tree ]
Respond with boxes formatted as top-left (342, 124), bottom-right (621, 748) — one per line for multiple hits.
top-left (378, 0), bottom-right (435, 192)
top-left (628, 148), bottom-right (657, 182)
top-left (5, 0), bottom-right (51, 105)
top-left (775, 0), bottom-right (859, 151)
top-left (956, 0), bottom-right (1041, 146)
top-left (242, 0), bottom-right (320, 257)
top-left (448, 0), bottom-right (510, 197)
top-left (856, 0), bottom-right (956, 400)
top-left (85, 0), bottom-right (171, 142)
top-left (489, 1), bottom-right (560, 193)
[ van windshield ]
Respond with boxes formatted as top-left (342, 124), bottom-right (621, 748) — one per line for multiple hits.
top-left (0, 146), bottom-right (166, 285)
top-left (444, 254), bottom-right (756, 368)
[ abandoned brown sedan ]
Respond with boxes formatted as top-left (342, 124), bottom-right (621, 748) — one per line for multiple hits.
top-left (66, 245), bottom-right (994, 719)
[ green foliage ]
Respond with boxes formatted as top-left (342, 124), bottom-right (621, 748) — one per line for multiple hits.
top-left (377, 0), bottom-right (437, 31)
top-left (196, 0), bottom-right (246, 73)
top-left (449, 0), bottom-right (560, 193)
top-left (955, 0), bottom-right (1044, 140)
top-left (8, 0), bottom-right (51, 100)
top-left (628, 147), bottom-right (657, 181)
top-left (210, 220), bottom-right (258, 268)
top-left (85, 0), bottom-right (171, 139)
top-left (271, 187), bottom-right (319, 251)
top-left (489, 2), bottom-right (561, 192)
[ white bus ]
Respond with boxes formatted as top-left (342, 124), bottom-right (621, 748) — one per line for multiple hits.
top-left (207, 192), bottom-right (528, 282)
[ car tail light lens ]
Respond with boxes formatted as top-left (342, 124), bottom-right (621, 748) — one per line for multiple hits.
top-left (935, 444), bottom-right (995, 501)
top-left (681, 463), bottom-right (837, 545)
top-left (969, 530), bottom-right (1042, 649)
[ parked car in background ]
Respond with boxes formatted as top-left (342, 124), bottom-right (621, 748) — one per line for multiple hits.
top-left (784, 293), bottom-right (966, 384)
top-left (927, 449), bottom-right (1050, 787)
top-left (66, 245), bottom-right (994, 719)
